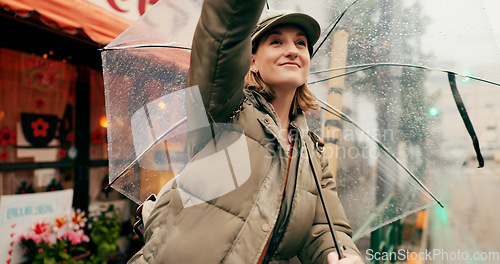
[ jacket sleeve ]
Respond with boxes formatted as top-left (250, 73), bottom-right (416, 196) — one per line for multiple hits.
top-left (186, 0), bottom-right (265, 123)
top-left (298, 150), bottom-right (361, 263)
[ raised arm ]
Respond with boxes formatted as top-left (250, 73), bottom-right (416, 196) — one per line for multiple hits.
top-left (186, 0), bottom-right (265, 122)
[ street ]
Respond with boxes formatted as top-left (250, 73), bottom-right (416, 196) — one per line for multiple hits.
top-left (429, 160), bottom-right (500, 264)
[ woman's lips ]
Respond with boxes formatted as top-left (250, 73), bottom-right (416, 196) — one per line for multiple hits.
top-left (279, 62), bottom-right (300, 67)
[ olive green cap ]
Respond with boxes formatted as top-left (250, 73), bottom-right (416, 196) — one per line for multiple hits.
top-left (251, 9), bottom-right (321, 55)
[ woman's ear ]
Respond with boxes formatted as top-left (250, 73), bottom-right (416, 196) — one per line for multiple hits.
top-left (250, 56), bottom-right (258, 73)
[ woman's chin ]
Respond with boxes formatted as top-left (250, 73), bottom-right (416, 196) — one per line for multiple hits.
top-left (266, 78), bottom-right (305, 91)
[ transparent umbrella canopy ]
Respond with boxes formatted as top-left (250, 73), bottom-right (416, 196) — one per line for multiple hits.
top-left (102, 0), bottom-right (500, 242)
top-left (275, 0), bottom-right (500, 240)
top-left (102, 0), bottom-right (253, 206)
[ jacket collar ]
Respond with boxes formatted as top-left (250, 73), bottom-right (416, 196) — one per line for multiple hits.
top-left (244, 88), bottom-right (309, 139)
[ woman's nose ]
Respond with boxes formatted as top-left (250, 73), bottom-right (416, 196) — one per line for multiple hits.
top-left (283, 42), bottom-right (299, 58)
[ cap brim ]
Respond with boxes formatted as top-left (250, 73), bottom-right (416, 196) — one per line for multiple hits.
top-left (252, 12), bottom-right (321, 53)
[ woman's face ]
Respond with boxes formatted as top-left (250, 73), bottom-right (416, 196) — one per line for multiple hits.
top-left (251, 25), bottom-right (311, 92)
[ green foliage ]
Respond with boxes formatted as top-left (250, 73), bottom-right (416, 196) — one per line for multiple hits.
top-left (88, 205), bottom-right (122, 264)
top-left (19, 237), bottom-right (87, 264)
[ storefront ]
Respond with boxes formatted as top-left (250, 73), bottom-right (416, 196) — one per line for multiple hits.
top-left (0, 0), bottom-right (141, 261)
top-left (0, 0), bottom-right (133, 203)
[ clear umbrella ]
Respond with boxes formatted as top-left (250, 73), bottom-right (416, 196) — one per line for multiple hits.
top-left (102, 0), bottom-right (500, 245)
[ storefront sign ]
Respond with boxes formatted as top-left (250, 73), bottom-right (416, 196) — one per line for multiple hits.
top-left (86, 0), bottom-right (159, 21)
top-left (0, 190), bottom-right (73, 264)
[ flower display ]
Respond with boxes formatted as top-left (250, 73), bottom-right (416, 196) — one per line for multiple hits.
top-left (71, 209), bottom-right (88, 230)
top-left (0, 150), bottom-right (8, 161)
top-left (54, 216), bottom-right (67, 231)
top-left (61, 229), bottom-right (90, 246)
top-left (18, 209), bottom-right (90, 263)
top-left (58, 148), bottom-right (67, 158)
top-left (91, 130), bottom-right (104, 145)
top-left (0, 126), bottom-right (16, 146)
top-left (31, 118), bottom-right (49, 138)
top-left (35, 98), bottom-right (45, 108)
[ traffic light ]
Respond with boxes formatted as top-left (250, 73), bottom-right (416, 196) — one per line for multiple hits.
top-left (429, 107), bottom-right (439, 117)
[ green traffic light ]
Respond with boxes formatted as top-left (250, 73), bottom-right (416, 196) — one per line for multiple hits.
top-left (429, 107), bottom-right (439, 117)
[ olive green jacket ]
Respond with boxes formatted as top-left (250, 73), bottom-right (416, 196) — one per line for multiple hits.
top-left (128, 0), bottom-right (360, 263)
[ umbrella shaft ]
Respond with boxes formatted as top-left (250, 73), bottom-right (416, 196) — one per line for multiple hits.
top-left (307, 147), bottom-right (344, 259)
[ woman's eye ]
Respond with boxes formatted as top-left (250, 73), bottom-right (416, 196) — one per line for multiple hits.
top-left (270, 40), bottom-right (281, 45)
top-left (297, 40), bottom-right (307, 47)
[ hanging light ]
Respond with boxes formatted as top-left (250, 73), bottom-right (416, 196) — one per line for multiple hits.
top-left (100, 115), bottom-right (108, 128)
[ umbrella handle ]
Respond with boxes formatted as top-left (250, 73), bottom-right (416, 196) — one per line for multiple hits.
top-left (306, 145), bottom-right (344, 259)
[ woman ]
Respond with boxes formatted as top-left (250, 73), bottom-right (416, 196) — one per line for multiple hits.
top-left (129, 0), bottom-right (363, 263)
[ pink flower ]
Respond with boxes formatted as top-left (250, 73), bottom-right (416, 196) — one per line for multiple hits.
top-left (22, 222), bottom-right (53, 244)
top-left (60, 230), bottom-right (89, 245)
top-left (33, 222), bottom-right (48, 235)
top-left (34, 237), bottom-right (42, 244)
top-left (71, 209), bottom-right (87, 229)
top-left (54, 216), bottom-right (67, 231)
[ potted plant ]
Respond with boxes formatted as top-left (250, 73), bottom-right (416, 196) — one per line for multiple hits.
top-left (18, 209), bottom-right (90, 264)
top-left (87, 205), bottom-right (122, 264)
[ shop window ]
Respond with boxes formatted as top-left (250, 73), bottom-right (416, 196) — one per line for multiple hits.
top-left (90, 69), bottom-right (108, 161)
top-left (0, 47), bottom-right (109, 196)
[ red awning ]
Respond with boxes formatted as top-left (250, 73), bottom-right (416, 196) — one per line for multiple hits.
top-left (0, 0), bottom-right (132, 45)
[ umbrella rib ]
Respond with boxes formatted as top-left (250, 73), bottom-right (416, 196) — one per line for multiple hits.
top-left (309, 63), bottom-right (500, 87)
top-left (311, 0), bottom-right (362, 58)
top-left (317, 98), bottom-right (444, 208)
top-left (307, 66), bottom-right (373, 85)
top-left (106, 117), bottom-right (188, 190)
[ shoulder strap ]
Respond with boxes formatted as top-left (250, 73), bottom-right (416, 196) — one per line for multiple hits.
top-left (308, 130), bottom-right (325, 153)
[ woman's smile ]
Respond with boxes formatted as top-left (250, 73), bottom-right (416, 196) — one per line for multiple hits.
top-left (279, 61), bottom-right (300, 67)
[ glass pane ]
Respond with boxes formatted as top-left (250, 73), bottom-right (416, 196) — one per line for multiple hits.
top-left (90, 69), bottom-right (109, 161)
top-left (0, 47), bottom-right (78, 165)
top-left (1, 167), bottom-right (74, 195)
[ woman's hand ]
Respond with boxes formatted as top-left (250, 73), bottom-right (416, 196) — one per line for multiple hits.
top-left (328, 252), bottom-right (364, 264)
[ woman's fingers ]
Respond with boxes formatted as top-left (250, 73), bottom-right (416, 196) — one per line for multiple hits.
top-left (328, 252), bottom-right (365, 264)
top-left (328, 252), bottom-right (339, 264)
